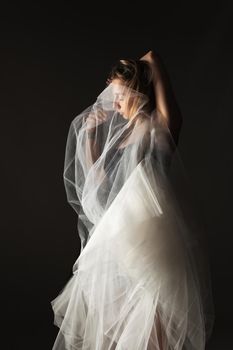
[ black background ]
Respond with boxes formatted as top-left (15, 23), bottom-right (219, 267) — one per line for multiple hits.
top-left (1, 1), bottom-right (233, 349)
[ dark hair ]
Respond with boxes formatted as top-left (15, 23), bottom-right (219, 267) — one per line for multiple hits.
top-left (107, 59), bottom-right (155, 114)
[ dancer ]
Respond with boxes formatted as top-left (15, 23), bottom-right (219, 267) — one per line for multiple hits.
top-left (51, 50), bottom-right (215, 349)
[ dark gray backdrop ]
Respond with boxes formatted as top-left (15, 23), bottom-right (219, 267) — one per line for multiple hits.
top-left (1, 2), bottom-right (232, 349)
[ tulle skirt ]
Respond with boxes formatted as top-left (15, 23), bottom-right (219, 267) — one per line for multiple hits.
top-left (51, 161), bottom-right (209, 350)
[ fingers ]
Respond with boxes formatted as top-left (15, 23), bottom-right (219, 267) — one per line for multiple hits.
top-left (93, 109), bottom-right (108, 122)
top-left (86, 108), bottom-right (108, 130)
top-left (89, 108), bottom-right (107, 119)
top-left (97, 109), bottom-right (107, 119)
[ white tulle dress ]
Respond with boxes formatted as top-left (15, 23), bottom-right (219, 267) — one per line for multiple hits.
top-left (50, 82), bottom-right (215, 350)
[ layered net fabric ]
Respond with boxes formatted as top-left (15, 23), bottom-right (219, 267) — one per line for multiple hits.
top-left (51, 81), bottom-right (215, 350)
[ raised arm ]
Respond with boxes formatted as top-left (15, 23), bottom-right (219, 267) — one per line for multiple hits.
top-left (140, 50), bottom-right (183, 147)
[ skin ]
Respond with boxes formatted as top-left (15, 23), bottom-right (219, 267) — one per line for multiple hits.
top-left (85, 78), bottom-right (132, 167)
top-left (110, 78), bottom-right (136, 119)
top-left (86, 49), bottom-right (183, 165)
top-left (140, 50), bottom-right (183, 147)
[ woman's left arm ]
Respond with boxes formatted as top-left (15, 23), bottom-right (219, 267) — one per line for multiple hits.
top-left (140, 50), bottom-right (183, 147)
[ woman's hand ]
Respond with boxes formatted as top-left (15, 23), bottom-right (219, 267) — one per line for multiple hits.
top-left (86, 108), bottom-right (108, 131)
top-left (139, 50), bottom-right (157, 65)
top-left (139, 50), bottom-right (162, 84)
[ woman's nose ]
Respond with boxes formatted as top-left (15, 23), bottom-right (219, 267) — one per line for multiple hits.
top-left (114, 101), bottom-right (121, 110)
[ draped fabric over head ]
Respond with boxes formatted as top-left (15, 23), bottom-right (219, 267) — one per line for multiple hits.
top-left (51, 62), bottom-right (215, 350)
top-left (63, 81), bottom-right (175, 250)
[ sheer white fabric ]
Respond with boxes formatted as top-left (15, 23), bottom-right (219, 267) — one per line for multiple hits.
top-left (51, 82), bottom-right (215, 350)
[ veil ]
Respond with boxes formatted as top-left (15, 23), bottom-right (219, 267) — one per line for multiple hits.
top-left (63, 82), bottom-right (175, 249)
top-left (51, 71), bottom-right (215, 349)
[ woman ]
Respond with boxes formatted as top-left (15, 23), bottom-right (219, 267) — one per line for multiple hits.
top-left (51, 50), bottom-right (215, 349)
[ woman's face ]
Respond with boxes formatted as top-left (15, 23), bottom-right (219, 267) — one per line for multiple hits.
top-left (110, 78), bottom-right (135, 119)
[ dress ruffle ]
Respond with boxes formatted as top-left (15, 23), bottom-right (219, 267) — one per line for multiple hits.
top-left (51, 161), bottom-right (209, 350)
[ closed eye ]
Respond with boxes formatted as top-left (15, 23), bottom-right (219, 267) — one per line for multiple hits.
top-left (115, 93), bottom-right (125, 101)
